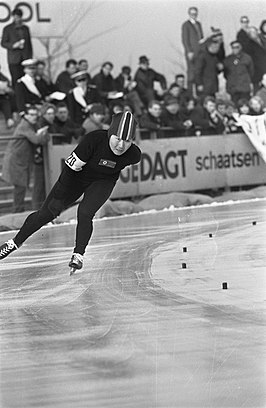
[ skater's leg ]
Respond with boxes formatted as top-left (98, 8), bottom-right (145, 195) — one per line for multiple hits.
top-left (14, 181), bottom-right (83, 247)
top-left (73, 180), bottom-right (115, 255)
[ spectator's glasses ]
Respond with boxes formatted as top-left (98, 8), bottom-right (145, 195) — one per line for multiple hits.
top-left (76, 78), bottom-right (86, 82)
top-left (241, 19), bottom-right (249, 23)
top-left (232, 45), bottom-right (241, 49)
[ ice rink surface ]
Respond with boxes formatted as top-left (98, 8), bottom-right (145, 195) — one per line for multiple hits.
top-left (0, 199), bottom-right (266, 408)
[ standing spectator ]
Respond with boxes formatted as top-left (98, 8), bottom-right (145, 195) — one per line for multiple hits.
top-left (67, 70), bottom-right (100, 125)
top-left (181, 6), bottom-right (204, 95)
top-left (53, 102), bottom-right (84, 143)
top-left (194, 39), bottom-right (222, 100)
top-left (115, 66), bottom-right (144, 116)
top-left (82, 103), bottom-right (107, 135)
top-left (32, 103), bottom-right (57, 210)
top-left (0, 65), bottom-right (15, 128)
top-left (134, 55), bottom-right (167, 107)
top-left (55, 59), bottom-right (77, 94)
top-left (15, 59), bottom-right (43, 115)
top-left (1, 105), bottom-right (49, 213)
top-left (256, 73), bottom-right (266, 108)
top-left (223, 41), bottom-right (254, 105)
top-left (92, 61), bottom-right (117, 106)
top-left (247, 26), bottom-right (266, 92)
top-left (139, 100), bottom-right (166, 139)
top-left (236, 16), bottom-right (251, 54)
top-left (1, 7), bottom-right (33, 88)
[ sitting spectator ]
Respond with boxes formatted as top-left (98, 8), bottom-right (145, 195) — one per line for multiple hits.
top-left (82, 103), bottom-right (107, 134)
top-left (15, 59), bottom-right (43, 115)
top-left (179, 97), bottom-right (198, 132)
top-left (169, 74), bottom-right (191, 106)
top-left (67, 70), bottom-right (100, 125)
top-left (0, 65), bottom-right (15, 128)
top-left (35, 60), bottom-right (57, 101)
top-left (134, 55), bottom-right (167, 107)
top-left (32, 103), bottom-right (57, 210)
top-left (55, 59), bottom-right (77, 93)
top-left (224, 100), bottom-right (239, 133)
top-left (139, 100), bottom-right (166, 139)
top-left (109, 100), bottom-right (124, 117)
top-left (161, 96), bottom-right (193, 136)
top-left (53, 102), bottom-right (85, 143)
top-left (191, 95), bottom-right (225, 135)
top-left (236, 16), bottom-right (251, 55)
top-left (1, 104), bottom-right (49, 213)
top-left (115, 66), bottom-right (144, 116)
top-left (259, 20), bottom-right (266, 49)
top-left (237, 98), bottom-right (250, 115)
top-left (223, 41), bottom-right (254, 105)
top-left (92, 61), bottom-right (118, 106)
top-left (248, 95), bottom-right (265, 115)
top-left (195, 39), bottom-right (222, 100)
top-left (255, 73), bottom-right (266, 108)
top-left (247, 26), bottom-right (266, 92)
top-left (77, 59), bottom-right (92, 83)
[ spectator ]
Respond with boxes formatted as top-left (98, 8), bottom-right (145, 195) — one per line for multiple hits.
top-left (35, 60), bottom-right (57, 101)
top-left (115, 66), bottom-right (144, 116)
top-left (139, 100), bottom-right (166, 139)
top-left (15, 59), bottom-right (43, 115)
top-left (236, 16), bottom-right (251, 54)
top-left (181, 6), bottom-right (204, 95)
top-left (256, 73), bottom-right (266, 108)
top-left (161, 96), bottom-right (193, 136)
top-left (82, 103), bottom-right (107, 134)
top-left (1, 105), bottom-right (49, 213)
top-left (53, 102), bottom-right (85, 143)
top-left (78, 59), bottom-right (92, 83)
top-left (67, 70), bottom-right (100, 125)
top-left (259, 20), bottom-right (266, 49)
top-left (92, 61), bottom-right (117, 106)
top-left (1, 7), bottom-right (33, 88)
top-left (32, 103), bottom-right (56, 210)
top-left (0, 65), bottom-right (15, 128)
top-left (55, 59), bottom-right (77, 93)
top-left (224, 101), bottom-right (239, 133)
top-left (199, 27), bottom-right (225, 64)
top-left (237, 98), bottom-right (250, 115)
top-left (223, 41), bottom-right (254, 105)
top-left (195, 39), bottom-right (222, 100)
top-left (169, 74), bottom-right (191, 106)
top-left (191, 96), bottom-right (225, 135)
top-left (134, 55), bottom-right (167, 107)
top-left (249, 95), bottom-right (265, 115)
top-left (247, 26), bottom-right (266, 92)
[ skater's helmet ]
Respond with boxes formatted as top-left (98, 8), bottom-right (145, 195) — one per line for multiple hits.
top-left (108, 111), bottom-right (138, 141)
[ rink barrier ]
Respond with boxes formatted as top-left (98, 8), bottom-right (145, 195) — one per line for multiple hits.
top-left (43, 129), bottom-right (266, 198)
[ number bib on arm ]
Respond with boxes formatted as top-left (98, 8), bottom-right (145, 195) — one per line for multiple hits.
top-left (65, 152), bottom-right (87, 172)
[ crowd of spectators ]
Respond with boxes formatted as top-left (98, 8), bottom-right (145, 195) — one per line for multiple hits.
top-left (0, 6), bottom-right (266, 212)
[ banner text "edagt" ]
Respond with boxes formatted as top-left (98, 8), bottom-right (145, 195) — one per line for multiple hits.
top-left (120, 150), bottom-right (188, 183)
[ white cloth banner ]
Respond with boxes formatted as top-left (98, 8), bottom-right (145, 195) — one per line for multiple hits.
top-left (236, 113), bottom-right (266, 163)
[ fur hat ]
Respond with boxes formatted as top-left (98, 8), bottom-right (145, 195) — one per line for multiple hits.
top-left (108, 111), bottom-right (138, 141)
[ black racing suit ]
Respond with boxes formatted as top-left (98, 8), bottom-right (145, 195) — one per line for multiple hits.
top-left (14, 130), bottom-right (141, 255)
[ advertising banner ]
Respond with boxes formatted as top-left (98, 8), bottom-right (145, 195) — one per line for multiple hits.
top-left (44, 134), bottom-right (266, 199)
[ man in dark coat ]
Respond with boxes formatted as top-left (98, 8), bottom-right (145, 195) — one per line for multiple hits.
top-left (134, 56), bottom-right (167, 107)
top-left (236, 16), bottom-right (251, 55)
top-left (53, 102), bottom-right (85, 143)
top-left (181, 6), bottom-right (204, 94)
top-left (194, 39), bottom-right (222, 100)
top-left (55, 59), bottom-right (77, 94)
top-left (223, 41), bottom-right (254, 105)
top-left (92, 61), bottom-right (118, 107)
top-left (1, 7), bottom-right (33, 88)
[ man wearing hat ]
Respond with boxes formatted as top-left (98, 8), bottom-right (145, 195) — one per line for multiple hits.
top-left (82, 103), bottom-right (107, 134)
top-left (15, 59), bottom-right (43, 115)
top-left (67, 70), bottom-right (100, 125)
top-left (0, 111), bottom-right (141, 275)
top-left (134, 56), bottom-right (167, 107)
top-left (1, 7), bottom-right (33, 88)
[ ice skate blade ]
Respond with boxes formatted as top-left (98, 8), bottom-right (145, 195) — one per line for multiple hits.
top-left (70, 267), bottom-right (77, 276)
